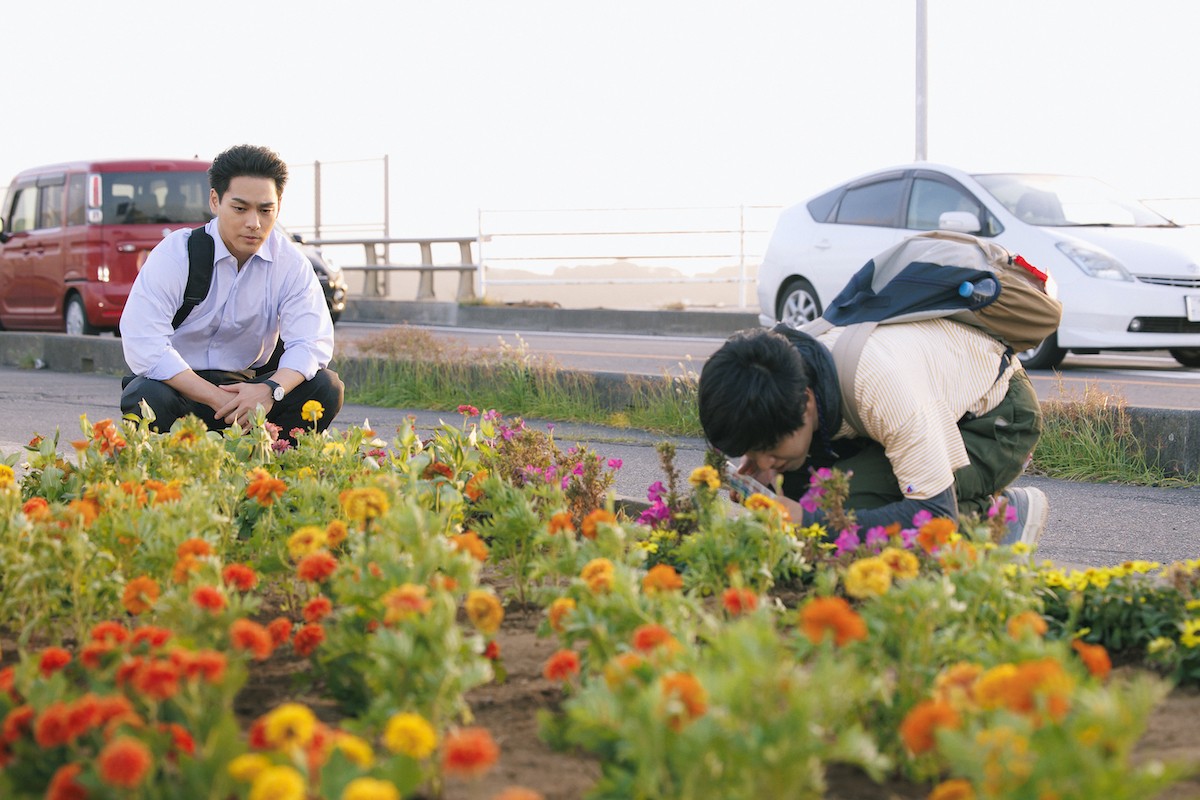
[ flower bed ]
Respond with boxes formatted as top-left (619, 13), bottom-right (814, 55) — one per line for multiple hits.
top-left (0, 407), bottom-right (1198, 799)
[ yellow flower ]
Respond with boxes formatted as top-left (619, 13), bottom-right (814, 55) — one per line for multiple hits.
top-left (341, 777), bottom-right (401, 800)
top-left (383, 712), bottom-right (438, 759)
top-left (302, 399), bottom-right (324, 423)
top-left (879, 547), bottom-right (920, 580)
top-left (465, 590), bottom-right (505, 635)
top-left (796, 523), bottom-right (827, 540)
top-left (249, 766), bottom-right (306, 800)
top-left (1181, 619), bottom-right (1200, 649)
top-left (287, 526), bottom-right (328, 559)
top-left (340, 486), bottom-right (390, 523)
top-left (581, 558), bottom-right (615, 593)
top-left (228, 753), bottom-right (273, 783)
top-left (262, 703), bottom-right (317, 749)
top-left (687, 465), bottom-right (721, 491)
top-left (0, 463), bottom-right (15, 488)
top-left (334, 732), bottom-right (375, 768)
top-left (844, 556), bottom-right (892, 599)
top-left (1185, 599), bottom-right (1200, 612)
top-left (1148, 636), bottom-right (1175, 655)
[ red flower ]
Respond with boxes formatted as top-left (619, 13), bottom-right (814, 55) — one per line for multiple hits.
top-left (721, 587), bottom-right (759, 616)
top-left (245, 468), bottom-right (287, 505)
top-left (160, 722), bottom-right (196, 757)
top-left (441, 727), bottom-right (499, 778)
top-left (631, 624), bottom-right (677, 654)
top-left (39, 646), bottom-right (72, 677)
top-left (230, 619), bottom-right (274, 661)
top-left (293, 623), bottom-right (326, 657)
top-left (222, 563), bottom-right (259, 591)
top-left (297, 551), bottom-right (338, 582)
top-left (66, 694), bottom-right (100, 740)
top-left (484, 640), bottom-right (501, 661)
top-left (176, 537), bottom-right (213, 558)
top-left (35, 701), bottom-right (74, 748)
top-left (98, 736), bottom-right (153, 788)
top-left (132, 658), bottom-right (181, 701)
top-left (89, 620), bottom-right (129, 644)
top-left (129, 626), bottom-right (172, 649)
top-left (542, 649), bottom-right (581, 682)
top-left (3, 705), bottom-right (35, 743)
top-left (303, 596), bottom-right (334, 623)
top-left (189, 650), bottom-right (228, 684)
top-left (191, 585), bottom-right (227, 613)
top-left (267, 617), bottom-right (294, 646)
top-left (46, 763), bottom-right (87, 800)
top-left (21, 497), bottom-right (51, 520)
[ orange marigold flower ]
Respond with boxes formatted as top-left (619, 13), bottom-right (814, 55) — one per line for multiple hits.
top-left (580, 558), bottom-right (615, 593)
top-left (934, 662), bottom-right (983, 710)
top-left (65, 694), bottom-right (100, 740)
top-left (465, 590), bottom-right (504, 635)
top-left (177, 537), bottom-right (213, 559)
top-left (129, 626), bottom-right (172, 649)
top-left (632, 624), bottom-right (678, 654)
top-left (661, 672), bottom-right (708, 730)
top-left (450, 531), bottom-right (489, 562)
top-left (581, 508), bottom-right (616, 540)
top-left (267, 617), bottom-right (294, 646)
top-left (94, 695), bottom-right (139, 729)
top-left (132, 658), bottom-right (181, 701)
top-left (170, 553), bottom-right (200, 585)
top-left (22, 497), bottom-right (52, 520)
top-left (90, 620), bottom-right (129, 645)
top-left (297, 551), bottom-right (338, 583)
top-left (46, 763), bottom-right (87, 800)
top-left (191, 585), bottom-right (227, 613)
top-left (543, 649), bottom-right (581, 683)
top-left (39, 646), bottom-right (72, 677)
top-left (929, 778), bottom-right (977, 800)
top-left (303, 596), bottom-right (334, 624)
top-left (899, 699), bottom-right (961, 754)
top-left (463, 470), bottom-right (489, 502)
top-left (293, 623), bottom-right (325, 657)
top-left (441, 727), bottom-right (499, 779)
top-left (3, 705), bottom-right (35, 743)
top-left (744, 492), bottom-right (790, 520)
top-left (1006, 610), bottom-right (1049, 640)
top-left (423, 461), bottom-right (455, 480)
top-left (222, 563), bottom-right (259, 592)
top-left (1072, 639), bottom-right (1113, 680)
top-left (231, 619), bottom-right (275, 661)
top-left (603, 652), bottom-right (646, 688)
top-left (326, 519), bottom-right (349, 547)
top-left (721, 587), bottom-right (759, 616)
top-left (148, 479), bottom-right (183, 505)
top-left (799, 596), bottom-right (868, 647)
top-left (68, 496), bottom-right (101, 527)
top-left (642, 564), bottom-right (683, 594)
top-left (975, 659), bottom-right (1074, 721)
top-left (246, 468), bottom-right (287, 506)
top-left (35, 702), bottom-right (74, 748)
top-left (160, 721), bottom-right (196, 758)
top-left (98, 736), bottom-right (153, 788)
top-left (382, 584), bottom-right (433, 625)
top-left (547, 597), bottom-right (576, 633)
top-left (916, 517), bottom-right (956, 553)
top-left (547, 511), bottom-right (574, 535)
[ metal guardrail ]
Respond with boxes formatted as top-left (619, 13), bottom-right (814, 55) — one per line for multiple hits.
top-left (306, 236), bottom-right (479, 302)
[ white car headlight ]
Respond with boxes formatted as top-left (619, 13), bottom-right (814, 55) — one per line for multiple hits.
top-left (1055, 241), bottom-right (1134, 281)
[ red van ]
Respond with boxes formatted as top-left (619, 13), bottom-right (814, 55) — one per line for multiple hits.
top-left (0, 159), bottom-right (212, 334)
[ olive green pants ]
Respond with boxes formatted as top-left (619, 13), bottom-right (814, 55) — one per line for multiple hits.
top-left (790, 370), bottom-right (1042, 516)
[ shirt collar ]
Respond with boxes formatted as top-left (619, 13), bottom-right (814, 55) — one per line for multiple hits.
top-left (204, 219), bottom-right (278, 266)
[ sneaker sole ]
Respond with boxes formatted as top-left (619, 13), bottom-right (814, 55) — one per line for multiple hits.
top-left (1020, 488), bottom-right (1049, 547)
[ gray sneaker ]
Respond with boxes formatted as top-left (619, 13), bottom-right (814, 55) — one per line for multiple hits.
top-left (999, 486), bottom-right (1049, 547)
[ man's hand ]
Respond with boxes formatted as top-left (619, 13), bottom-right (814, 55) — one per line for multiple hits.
top-left (214, 383), bottom-right (274, 432)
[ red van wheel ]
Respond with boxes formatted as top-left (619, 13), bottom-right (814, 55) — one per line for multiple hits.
top-left (64, 295), bottom-right (98, 336)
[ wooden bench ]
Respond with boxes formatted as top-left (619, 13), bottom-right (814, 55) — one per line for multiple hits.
top-left (306, 237), bottom-right (479, 302)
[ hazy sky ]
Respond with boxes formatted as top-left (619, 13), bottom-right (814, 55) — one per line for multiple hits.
top-left (5, 0), bottom-right (1199, 237)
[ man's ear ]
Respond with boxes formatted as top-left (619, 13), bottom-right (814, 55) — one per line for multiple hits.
top-left (209, 188), bottom-right (219, 215)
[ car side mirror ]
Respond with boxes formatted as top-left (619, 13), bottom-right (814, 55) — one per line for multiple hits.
top-left (938, 211), bottom-right (981, 234)
top-left (0, 218), bottom-right (10, 244)
top-left (291, 233), bottom-right (304, 243)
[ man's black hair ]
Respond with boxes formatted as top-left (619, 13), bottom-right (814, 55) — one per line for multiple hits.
top-left (209, 144), bottom-right (288, 199)
top-left (698, 328), bottom-right (811, 457)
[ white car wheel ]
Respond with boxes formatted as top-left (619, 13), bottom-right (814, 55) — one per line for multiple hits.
top-left (64, 295), bottom-right (98, 336)
top-left (1017, 332), bottom-right (1066, 370)
top-left (776, 278), bottom-right (822, 326)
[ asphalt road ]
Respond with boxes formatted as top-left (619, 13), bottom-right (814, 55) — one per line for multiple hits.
top-left (2, 366), bottom-right (1198, 570)
top-left (336, 322), bottom-right (1200, 410)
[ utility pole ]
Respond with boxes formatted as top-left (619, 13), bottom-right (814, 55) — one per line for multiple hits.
top-left (915, 0), bottom-right (928, 161)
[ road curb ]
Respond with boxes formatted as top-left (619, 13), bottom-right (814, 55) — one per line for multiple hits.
top-left (2, 326), bottom-right (1197, 478)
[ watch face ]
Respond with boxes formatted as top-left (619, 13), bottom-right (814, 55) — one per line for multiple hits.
top-left (273, 386), bottom-right (285, 401)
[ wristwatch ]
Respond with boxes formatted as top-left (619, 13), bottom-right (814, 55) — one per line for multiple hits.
top-left (263, 379), bottom-right (285, 402)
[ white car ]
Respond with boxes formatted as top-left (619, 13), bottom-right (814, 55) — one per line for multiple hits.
top-left (756, 163), bottom-right (1200, 369)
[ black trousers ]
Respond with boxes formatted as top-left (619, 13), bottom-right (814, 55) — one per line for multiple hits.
top-left (120, 368), bottom-right (344, 438)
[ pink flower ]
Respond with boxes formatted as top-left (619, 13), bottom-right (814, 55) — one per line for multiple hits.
top-left (457, 404), bottom-right (479, 416)
top-left (864, 526), bottom-right (889, 549)
top-left (833, 529), bottom-right (861, 555)
top-left (912, 510), bottom-right (933, 527)
top-left (646, 481), bottom-right (666, 502)
top-left (607, 458), bottom-right (623, 470)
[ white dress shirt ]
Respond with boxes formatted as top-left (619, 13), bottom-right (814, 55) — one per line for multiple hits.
top-left (120, 219), bottom-right (334, 381)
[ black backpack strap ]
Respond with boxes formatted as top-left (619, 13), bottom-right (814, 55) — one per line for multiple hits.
top-left (172, 226), bottom-right (216, 329)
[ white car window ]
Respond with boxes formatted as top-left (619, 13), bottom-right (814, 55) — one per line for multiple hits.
top-left (835, 179), bottom-right (904, 227)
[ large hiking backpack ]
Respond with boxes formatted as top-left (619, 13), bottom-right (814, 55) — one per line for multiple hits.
top-left (796, 230), bottom-right (1062, 435)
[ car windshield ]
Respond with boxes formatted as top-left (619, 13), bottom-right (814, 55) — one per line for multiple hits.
top-left (972, 173), bottom-right (1174, 227)
top-left (97, 171), bottom-right (211, 225)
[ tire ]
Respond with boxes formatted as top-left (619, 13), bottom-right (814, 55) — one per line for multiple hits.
top-left (775, 278), bottom-right (822, 327)
top-left (1170, 348), bottom-right (1200, 368)
top-left (64, 295), bottom-right (98, 336)
top-left (1017, 332), bottom-right (1066, 370)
